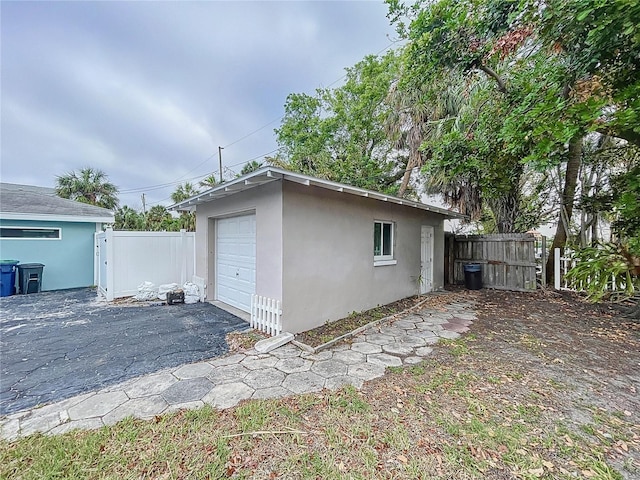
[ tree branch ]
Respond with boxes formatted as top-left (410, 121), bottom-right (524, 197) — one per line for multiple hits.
top-left (476, 63), bottom-right (507, 93)
top-left (595, 127), bottom-right (640, 148)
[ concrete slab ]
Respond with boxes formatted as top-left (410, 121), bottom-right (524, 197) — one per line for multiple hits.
top-left (68, 391), bottom-right (129, 420)
top-left (367, 353), bottom-right (402, 368)
top-left (209, 353), bottom-right (246, 367)
top-left (255, 332), bottom-right (294, 353)
top-left (347, 363), bottom-right (385, 381)
top-left (275, 357), bottom-right (312, 374)
top-left (165, 400), bottom-right (205, 414)
top-left (252, 386), bottom-right (291, 400)
top-left (19, 411), bottom-right (65, 436)
top-left (241, 355), bottom-right (279, 370)
top-left (244, 368), bottom-right (286, 389)
top-left (103, 396), bottom-right (168, 425)
top-left (382, 343), bottom-right (414, 356)
top-left (325, 376), bottom-right (364, 390)
top-left (332, 350), bottom-right (366, 365)
top-left (311, 359), bottom-right (348, 378)
top-left (161, 378), bottom-right (214, 404)
top-left (282, 372), bottom-right (325, 394)
top-left (350, 342), bottom-right (382, 354)
top-left (125, 373), bottom-right (178, 398)
top-left (403, 356), bottom-right (425, 365)
top-left (437, 330), bottom-right (461, 340)
top-left (270, 344), bottom-right (303, 359)
top-left (415, 346), bottom-right (434, 356)
top-left (208, 364), bottom-right (250, 384)
top-left (173, 362), bottom-right (215, 380)
top-left (363, 333), bottom-right (395, 345)
top-left (49, 418), bottom-right (104, 435)
top-left (394, 334), bottom-right (427, 348)
top-left (203, 382), bottom-right (254, 409)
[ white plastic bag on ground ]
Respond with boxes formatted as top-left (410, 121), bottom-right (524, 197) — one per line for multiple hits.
top-left (183, 282), bottom-right (200, 304)
top-left (134, 281), bottom-right (158, 301)
top-left (158, 283), bottom-right (179, 300)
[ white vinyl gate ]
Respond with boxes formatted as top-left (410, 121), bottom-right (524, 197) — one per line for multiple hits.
top-left (95, 228), bottom-right (195, 301)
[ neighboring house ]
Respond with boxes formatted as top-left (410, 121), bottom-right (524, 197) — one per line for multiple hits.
top-left (0, 183), bottom-right (114, 291)
top-left (171, 167), bottom-right (463, 334)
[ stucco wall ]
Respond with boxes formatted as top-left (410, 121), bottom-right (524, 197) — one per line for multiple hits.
top-left (194, 181), bottom-right (283, 303)
top-left (281, 182), bottom-right (445, 333)
top-left (0, 219), bottom-right (98, 291)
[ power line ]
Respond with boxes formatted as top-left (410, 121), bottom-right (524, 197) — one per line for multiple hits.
top-left (119, 39), bottom-right (401, 197)
top-left (218, 40), bottom-right (400, 151)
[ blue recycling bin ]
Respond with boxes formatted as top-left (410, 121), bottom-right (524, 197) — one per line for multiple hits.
top-left (463, 263), bottom-right (482, 290)
top-left (0, 260), bottom-right (20, 297)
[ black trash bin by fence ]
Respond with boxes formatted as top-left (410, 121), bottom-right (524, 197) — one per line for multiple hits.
top-left (17, 263), bottom-right (45, 294)
top-left (463, 263), bottom-right (482, 290)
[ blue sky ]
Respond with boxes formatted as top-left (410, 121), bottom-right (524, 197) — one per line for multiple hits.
top-left (1, 1), bottom-right (397, 208)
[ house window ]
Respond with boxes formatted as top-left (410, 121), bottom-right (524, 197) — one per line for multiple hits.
top-left (374, 221), bottom-right (396, 265)
top-left (0, 227), bottom-right (61, 240)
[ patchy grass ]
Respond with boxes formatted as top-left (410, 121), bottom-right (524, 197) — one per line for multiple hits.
top-left (295, 294), bottom-right (444, 348)
top-left (226, 330), bottom-right (269, 352)
top-left (2, 289), bottom-right (639, 479)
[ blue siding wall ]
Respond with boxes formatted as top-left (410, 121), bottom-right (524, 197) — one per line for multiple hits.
top-left (0, 219), bottom-right (97, 291)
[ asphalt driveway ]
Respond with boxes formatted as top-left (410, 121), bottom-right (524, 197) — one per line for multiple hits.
top-left (0, 289), bottom-right (247, 416)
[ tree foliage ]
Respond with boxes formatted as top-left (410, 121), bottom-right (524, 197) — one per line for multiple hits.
top-left (55, 167), bottom-right (119, 210)
top-left (275, 52), bottom-right (403, 194)
top-left (386, 0), bottom-right (640, 280)
top-left (239, 161), bottom-right (263, 176)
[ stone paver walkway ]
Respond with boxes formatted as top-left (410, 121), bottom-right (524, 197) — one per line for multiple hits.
top-left (0, 300), bottom-right (476, 441)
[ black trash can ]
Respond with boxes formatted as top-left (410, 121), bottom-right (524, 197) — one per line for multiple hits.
top-left (0, 260), bottom-right (19, 297)
top-left (463, 263), bottom-right (482, 290)
top-left (17, 263), bottom-right (45, 294)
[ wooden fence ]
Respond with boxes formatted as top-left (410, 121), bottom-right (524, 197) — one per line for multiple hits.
top-left (445, 233), bottom-right (538, 292)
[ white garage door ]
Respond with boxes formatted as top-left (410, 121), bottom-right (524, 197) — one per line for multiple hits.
top-left (216, 214), bottom-right (256, 312)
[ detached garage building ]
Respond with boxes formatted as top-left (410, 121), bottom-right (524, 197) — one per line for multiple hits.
top-left (0, 183), bottom-right (114, 291)
top-left (172, 167), bottom-right (462, 334)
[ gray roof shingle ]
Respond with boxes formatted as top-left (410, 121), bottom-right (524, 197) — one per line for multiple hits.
top-left (0, 183), bottom-right (114, 220)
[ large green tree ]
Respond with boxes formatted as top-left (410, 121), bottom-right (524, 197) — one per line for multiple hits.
top-left (55, 167), bottom-right (119, 210)
top-left (387, 0), bottom-right (640, 280)
top-left (275, 52), bottom-right (405, 194)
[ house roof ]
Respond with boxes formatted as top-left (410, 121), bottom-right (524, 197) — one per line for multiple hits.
top-left (0, 183), bottom-right (115, 223)
top-left (170, 166), bottom-right (465, 219)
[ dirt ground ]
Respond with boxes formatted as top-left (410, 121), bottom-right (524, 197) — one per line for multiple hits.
top-left (358, 287), bottom-right (640, 477)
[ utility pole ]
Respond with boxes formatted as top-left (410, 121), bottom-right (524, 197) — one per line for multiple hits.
top-left (218, 146), bottom-right (224, 183)
top-left (141, 193), bottom-right (146, 214)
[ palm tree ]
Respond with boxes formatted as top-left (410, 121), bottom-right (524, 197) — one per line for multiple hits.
top-left (114, 205), bottom-right (144, 230)
top-left (171, 182), bottom-right (200, 203)
top-left (55, 167), bottom-right (119, 210)
top-left (199, 174), bottom-right (220, 189)
top-left (239, 160), bottom-right (263, 176)
top-left (170, 182), bottom-right (199, 232)
top-left (144, 205), bottom-right (174, 231)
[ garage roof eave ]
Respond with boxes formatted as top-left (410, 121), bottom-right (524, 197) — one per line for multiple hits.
top-left (169, 167), bottom-right (465, 219)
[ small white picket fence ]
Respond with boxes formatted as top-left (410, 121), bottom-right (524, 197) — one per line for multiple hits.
top-left (250, 295), bottom-right (282, 336)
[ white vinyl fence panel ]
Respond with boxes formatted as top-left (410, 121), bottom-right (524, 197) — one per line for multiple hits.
top-left (95, 229), bottom-right (195, 301)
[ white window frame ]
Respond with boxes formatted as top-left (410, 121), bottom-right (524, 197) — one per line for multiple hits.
top-left (373, 220), bottom-right (396, 266)
top-left (0, 226), bottom-right (62, 240)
